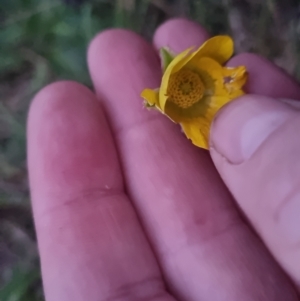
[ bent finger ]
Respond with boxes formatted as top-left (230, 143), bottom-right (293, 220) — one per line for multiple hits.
top-left (210, 94), bottom-right (300, 290)
top-left (228, 53), bottom-right (300, 99)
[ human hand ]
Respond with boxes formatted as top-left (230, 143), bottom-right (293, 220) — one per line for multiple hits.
top-left (27, 19), bottom-right (300, 301)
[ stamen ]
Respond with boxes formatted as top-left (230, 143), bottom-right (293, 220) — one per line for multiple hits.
top-left (167, 69), bottom-right (204, 109)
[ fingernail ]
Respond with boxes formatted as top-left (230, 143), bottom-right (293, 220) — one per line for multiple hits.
top-left (210, 95), bottom-right (293, 164)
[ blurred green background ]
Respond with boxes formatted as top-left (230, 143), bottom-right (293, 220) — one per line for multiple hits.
top-left (0, 0), bottom-right (300, 300)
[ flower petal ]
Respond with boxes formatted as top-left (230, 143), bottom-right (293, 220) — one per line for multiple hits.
top-left (142, 36), bottom-right (247, 150)
top-left (191, 36), bottom-right (234, 64)
top-left (141, 88), bottom-right (161, 110)
top-left (209, 95), bottom-right (233, 109)
top-left (227, 89), bottom-right (245, 99)
top-left (223, 66), bottom-right (248, 96)
top-left (159, 47), bottom-right (194, 110)
top-left (180, 93), bottom-right (234, 149)
top-left (181, 120), bottom-right (209, 149)
top-left (190, 57), bottom-right (228, 96)
top-left (159, 36), bottom-right (234, 111)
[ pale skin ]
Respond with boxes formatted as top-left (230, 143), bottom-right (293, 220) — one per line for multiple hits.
top-left (27, 19), bottom-right (300, 300)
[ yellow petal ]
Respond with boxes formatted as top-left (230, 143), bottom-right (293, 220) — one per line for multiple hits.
top-left (159, 47), bottom-right (194, 110)
top-left (159, 37), bottom-right (234, 111)
top-left (191, 36), bottom-right (234, 65)
top-left (143, 36), bottom-right (247, 150)
top-left (223, 66), bottom-right (248, 96)
top-left (228, 89), bottom-right (245, 99)
top-left (180, 94), bottom-right (233, 149)
top-left (141, 88), bottom-right (158, 105)
top-left (141, 88), bottom-right (162, 111)
top-left (181, 120), bottom-right (209, 149)
top-left (162, 57), bottom-right (234, 125)
top-left (190, 57), bottom-right (228, 96)
top-left (209, 95), bottom-right (232, 109)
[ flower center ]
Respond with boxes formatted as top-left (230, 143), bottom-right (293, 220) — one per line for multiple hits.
top-left (168, 69), bottom-right (205, 108)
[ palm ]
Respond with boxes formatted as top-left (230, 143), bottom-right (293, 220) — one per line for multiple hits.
top-left (28, 19), bottom-right (300, 301)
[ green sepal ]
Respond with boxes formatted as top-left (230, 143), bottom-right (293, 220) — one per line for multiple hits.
top-left (160, 47), bottom-right (175, 72)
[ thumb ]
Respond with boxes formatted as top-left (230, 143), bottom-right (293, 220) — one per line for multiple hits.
top-left (210, 95), bottom-right (300, 289)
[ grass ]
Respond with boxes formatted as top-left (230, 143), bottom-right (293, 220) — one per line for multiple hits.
top-left (0, 0), bottom-right (300, 300)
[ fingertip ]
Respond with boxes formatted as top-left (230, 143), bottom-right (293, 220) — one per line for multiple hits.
top-left (87, 28), bottom-right (161, 131)
top-left (32, 80), bottom-right (92, 101)
top-left (210, 94), bottom-right (295, 165)
top-left (28, 81), bottom-right (98, 151)
top-left (29, 81), bottom-right (94, 120)
top-left (27, 79), bottom-right (122, 213)
top-left (28, 80), bottom-right (100, 150)
top-left (228, 53), bottom-right (300, 99)
top-left (210, 93), bottom-right (300, 287)
top-left (153, 18), bottom-right (210, 53)
top-left (88, 28), bottom-right (141, 64)
top-left (87, 27), bottom-right (160, 82)
top-left (227, 52), bottom-right (259, 66)
top-left (88, 29), bottom-right (160, 92)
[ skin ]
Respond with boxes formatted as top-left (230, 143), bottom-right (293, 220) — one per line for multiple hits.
top-left (27, 19), bottom-right (300, 301)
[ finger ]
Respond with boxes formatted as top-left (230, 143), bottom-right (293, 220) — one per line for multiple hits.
top-left (27, 81), bottom-right (174, 301)
top-left (228, 53), bottom-right (300, 99)
top-left (153, 18), bottom-right (210, 52)
top-left (210, 95), bottom-right (300, 290)
top-left (88, 20), bottom-right (298, 301)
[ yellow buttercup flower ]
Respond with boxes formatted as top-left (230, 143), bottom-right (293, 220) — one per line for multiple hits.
top-left (141, 36), bottom-right (247, 149)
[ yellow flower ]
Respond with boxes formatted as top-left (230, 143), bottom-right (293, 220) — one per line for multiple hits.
top-left (141, 36), bottom-right (247, 149)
